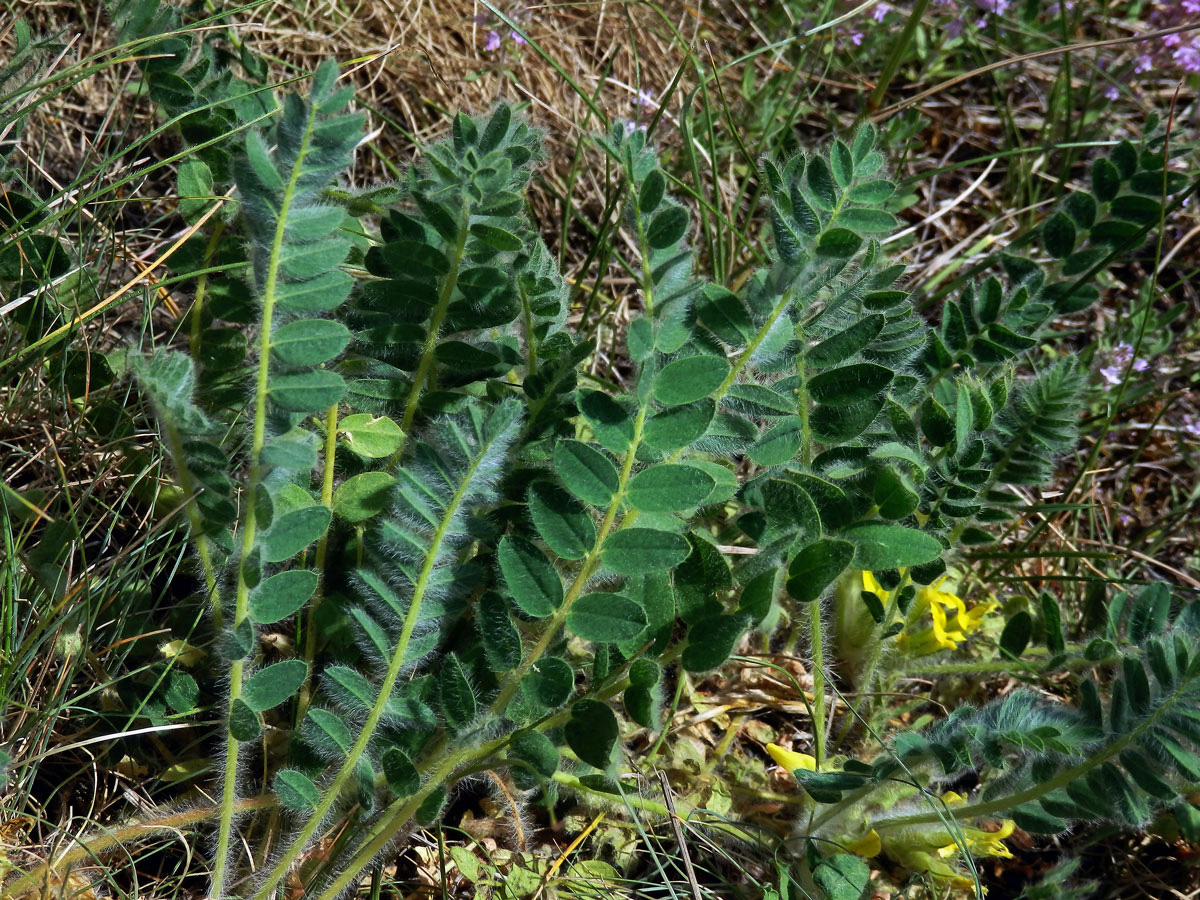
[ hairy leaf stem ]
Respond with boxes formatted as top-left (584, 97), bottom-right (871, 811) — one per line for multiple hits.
top-left (871, 671), bottom-right (1191, 833)
top-left (250, 415), bottom-right (508, 900)
top-left (397, 204), bottom-right (471, 440)
top-left (490, 403), bottom-right (650, 716)
top-left (213, 90), bottom-right (321, 900)
top-left (296, 402), bottom-right (341, 721)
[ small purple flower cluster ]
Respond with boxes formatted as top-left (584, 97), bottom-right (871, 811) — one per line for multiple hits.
top-left (476, 10), bottom-right (528, 55)
top-left (1137, 2), bottom-right (1200, 75)
top-left (1099, 342), bottom-right (1151, 386)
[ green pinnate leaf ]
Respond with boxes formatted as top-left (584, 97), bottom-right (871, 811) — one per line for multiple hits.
top-left (438, 652), bottom-right (477, 730)
top-left (269, 370), bottom-right (346, 412)
top-left (626, 464), bottom-right (715, 512)
top-left (831, 140), bottom-right (854, 189)
top-left (478, 592), bottom-right (521, 670)
top-left (697, 285), bottom-right (754, 347)
top-left (578, 390), bottom-right (635, 453)
top-left (469, 222), bottom-right (523, 251)
top-left (554, 440), bottom-right (619, 506)
top-left (643, 400), bottom-right (715, 451)
top-left (333, 472), bottom-right (396, 523)
top-left (284, 205), bottom-right (346, 242)
top-left (681, 612), bottom-right (751, 671)
top-left (250, 569), bottom-right (318, 624)
top-left (843, 523), bottom-right (942, 570)
top-left (1110, 194), bottom-right (1162, 224)
top-left (601, 528), bottom-right (691, 575)
top-left (510, 729), bottom-right (559, 779)
top-left (271, 319), bottom-right (352, 366)
top-left (747, 417), bottom-right (804, 467)
top-left (848, 179), bottom-right (895, 203)
top-left (275, 769), bottom-right (320, 811)
top-left (816, 227), bottom-right (862, 258)
top-left (242, 659), bottom-right (308, 712)
top-left (164, 671), bottom-right (198, 713)
top-left (383, 747), bottom-right (420, 796)
top-left (177, 158), bottom-right (213, 223)
top-left (258, 506), bottom-right (332, 562)
top-left (808, 315), bottom-right (885, 368)
top-left (806, 155), bottom-right (837, 210)
top-left (521, 656), bottom-right (574, 711)
top-left (873, 467), bottom-right (920, 520)
top-left (852, 123), bottom-right (876, 163)
top-left (527, 482), bottom-right (595, 562)
top-left (652, 355), bottom-right (730, 406)
top-left (1111, 139), bottom-right (1137, 178)
top-left (639, 169), bottom-right (666, 212)
top-left (302, 707), bottom-right (352, 754)
top-left (275, 269), bottom-right (354, 312)
top-left (1091, 157), bottom-right (1120, 203)
top-left (813, 854), bottom-right (870, 900)
top-left (478, 103), bottom-right (512, 153)
top-left (566, 700), bottom-right (619, 770)
top-left (808, 363), bottom-right (893, 406)
top-left (229, 699), bottom-right (260, 742)
top-left (1000, 610), bottom-right (1033, 658)
top-left (498, 534), bottom-right (564, 617)
top-left (278, 235), bottom-right (351, 280)
top-left (646, 205), bottom-right (688, 248)
top-left (629, 658), bottom-right (661, 688)
top-left (567, 592), bottom-right (647, 643)
top-left (836, 208), bottom-right (897, 234)
top-left (338, 414), bottom-right (404, 459)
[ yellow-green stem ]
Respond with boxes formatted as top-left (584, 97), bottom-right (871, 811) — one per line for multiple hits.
top-left (212, 93), bottom-right (321, 899)
top-left (490, 403), bottom-right (649, 716)
top-left (297, 403), bottom-right (340, 720)
top-left (808, 600), bottom-right (826, 768)
top-left (398, 205), bottom-right (470, 440)
top-left (188, 221), bottom-right (226, 358)
top-left (250, 417), bottom-right (502, 900)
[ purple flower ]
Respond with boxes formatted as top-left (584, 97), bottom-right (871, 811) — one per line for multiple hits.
top-left (510, 30), bottom-right (526, 45)
top-left (978, 0), bottom-right (1010, 13)
top-left (1175, 45), bottom-right (1200, 73)
top-left (850, 31), bottom-right (865, 46)
top-left (871, 2), bottom-right (890, 22)
top-left (1135, 54), bottom-right (1155, 73)
top-left (484, 30), bottom-right (501, 51)
top-left (1104, 85), bottom-right (1119, 100)
top-left (636, 88), bottom-right (657, 111)
top-left (1163, 33), bottom-right (1182, 48)
top-left (1185, 0), bottom-right (1200, 13)
top-left (1101, 344), bottom-right (1152, 384)
top-left (1181, 414), bottom-right (1200, 438)
top-left (947, 19), bottom-right (964, 38)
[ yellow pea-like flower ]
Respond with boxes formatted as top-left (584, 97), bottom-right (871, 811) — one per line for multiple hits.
top-left (766, 743), bottom-right (817, 773)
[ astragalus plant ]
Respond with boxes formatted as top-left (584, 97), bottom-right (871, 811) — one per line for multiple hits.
top-left (10, 43), bottom-right (1199, 900)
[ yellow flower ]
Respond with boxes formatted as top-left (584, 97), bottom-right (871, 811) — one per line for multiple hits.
top-left (898, 576), bottom-right (997, 657)
top-left (879, 800), bottom-right (1016, 896)
top-left (862, 570), bottom-right (891, 598)
top-left (766, 743), bottom-right (816, 773)
top-left (846, 828), bottom-right (882, 857)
